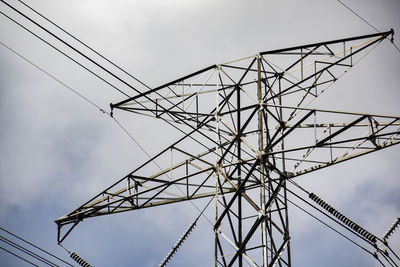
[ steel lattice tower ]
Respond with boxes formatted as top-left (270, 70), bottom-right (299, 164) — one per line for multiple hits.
top-left (56, 30), bottom-right (400, 266)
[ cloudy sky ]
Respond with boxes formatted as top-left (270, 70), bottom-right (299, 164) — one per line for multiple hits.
top-left (0, 0), bottom-right (399, 266)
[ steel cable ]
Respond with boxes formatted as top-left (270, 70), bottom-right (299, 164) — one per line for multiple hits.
top-left (4, 5), bottom-right (395, 264)
top-left (0, 0), bottom-right (140, 96)
top-left (15, 0), bottom-right (151, 90)
top-left (0, 245), bottom-right (39, 267)
top-left (0, 235), bottom-right (57, 266)
top-left (286, 196), bottom-right (376, 257)
top-left (0, 226), bottom-right (73, 267)
top-left (0, 40), bottom-right (107, 114)
top-left (336, 0), bottom-right (400, 54)
top-left (0, 8), bottom-right (130, 98)
top-left (0, 0), bottom-right (262, 177)
top-left (0, 4), bottom-right (233, 166)
top-left (0, 37), bottom-right (216, 227)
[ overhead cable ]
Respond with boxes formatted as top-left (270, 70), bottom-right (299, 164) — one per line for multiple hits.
top-left (285, 195), bottom-right (376, 258)
top-left (336, 0), bottom-right (379, 32)
top-left (3, 0), bottom-right (198, 128)
top-left (309, 192), bottom-right (377, 243)
top-left (336, 0), bottom-right (400, 54)
top-left (0, 0), bottom-right (133, 97)
top-left (0, 38), bottom-right (215, 229)
top-left (284, 180), bottom-right (399, 266)
top-left (0, 9), bottom-right (130, 98)
top-left (0, 235), bottom-right (57, 266)
top-left (0, 245), bottom-right (39, 267)
top-left (16, 0), bottom-right (151, 90)
top-left (280, 180), bottom-right (378, 246)
top-left (2, 0), bottom-right (182, 121)
top-left (0, 2), bottom-right (222, 157)
top-left (0, 226), bottom-right (73, 266)
top-left (0, 40), bottom-right (107, 114)
top-left (0, 1), bottom-right (237, 166)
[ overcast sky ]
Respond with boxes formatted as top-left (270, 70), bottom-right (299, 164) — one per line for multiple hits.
top-left (0, 0), bottom-right (399, 266)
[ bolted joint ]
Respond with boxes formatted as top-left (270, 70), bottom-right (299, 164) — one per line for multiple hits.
top-left (276, 72), bottom-right (284, 79)
top-left (213, 163), bottom-right (222, 175)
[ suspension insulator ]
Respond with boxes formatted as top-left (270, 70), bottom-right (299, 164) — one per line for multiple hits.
top-left (69, 252), bottom-right (92, 267)
top-left (383, 217), bottom-right (400, 241)
top-left (359, 229), bottom-right (367, 236)
top-left (160, 218), bottom-right (198, 267)
top-left (309, 192), bottom-right (377, 243)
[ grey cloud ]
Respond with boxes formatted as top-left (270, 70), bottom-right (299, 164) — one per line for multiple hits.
top-left (0, 0), bottom-right (399, 266)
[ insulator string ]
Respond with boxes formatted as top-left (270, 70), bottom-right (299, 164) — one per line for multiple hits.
top-left (309, 192), bottom-right (377, 243)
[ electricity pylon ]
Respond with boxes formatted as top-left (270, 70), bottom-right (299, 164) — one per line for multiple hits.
top-left (56, 30), bottom-right (400, 266)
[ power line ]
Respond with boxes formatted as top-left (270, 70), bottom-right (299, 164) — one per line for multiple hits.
top-left (16, 0), bottom-right (151, 91)
top-left (5, 3), bottom-right (393, 263)
top-left (0, 0), bottom-right (155, 97)
top-left (336, 0), bottom-right (379, 32)
top-left (286, 198), bottom-right (383, 264)
top-left (0, 0), bottom-right (135, 97)
top-left (3, 31), bottom-right (378, 250)
top-left (0, 38), bottom-right (215, 227)
top-left (392, 41), bottom-right (400, 54)
top-left (1, 0), bottom-right (183, 127)
top-left (0, 9), bottom-right (130, 98)
top-left (285, 183), bottom-right (378, 246)
top-left (0, 38), bottom-right (170, 169)
top-left (336, 0), bottom-right (400, 54)
top-left (0, 235), bottom-right (57, 266)
top-left (1, 1), bottom-right (208, 140)
top-left (0, 2), bottom-right (224, 223)
top-left (0, 226), bottom-right (73, 267)
top-left (0, 40), bottom-right (107, 115)
top-left (0, 1), bottom-right (232, 164)
top-left (0, 245), bottom-right (39, 267)
top-left (0, 37), bottom-right (192, 178)
top-left (1, 0), bottom-right (209, 121)
top-left (1, 36), bottom-right (146, 164)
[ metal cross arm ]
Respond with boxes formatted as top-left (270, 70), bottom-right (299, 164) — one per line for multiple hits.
top-left (259, 106), bottom-right (400, 178)
top-left (110, 30), bottom-right (393, 132)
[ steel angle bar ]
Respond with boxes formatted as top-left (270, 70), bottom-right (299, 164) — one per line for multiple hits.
top-left (315, 115), bottom-right (368, 146)
top-left (259, 30), bottom-right (392, 55)
top-left (112, 65), bottom-right (217, 107)
top-left (284, 45), bottom-right (320, 72)
top-left (227, 177), bottom-right (286, 266)
top-left (216, 230), bottom-right (258, 267)
top-left (268, 110), bottom-right (315, 150)
top-left (214, 157), bottom-right (261, 230)
top-left (262, 35), bottom-right (390, 103)
top-left (283, 121), bottom-right (400, 129)
top-left (292, 139), bottom-right (400, 178)
top-left (268, 239), bottom-right (290, 267)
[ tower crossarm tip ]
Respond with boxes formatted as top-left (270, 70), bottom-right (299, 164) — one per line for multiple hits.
top-left (263, 107), bottom-right (400, 179)
top-left (110, 31), bottom-right (393, 135)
